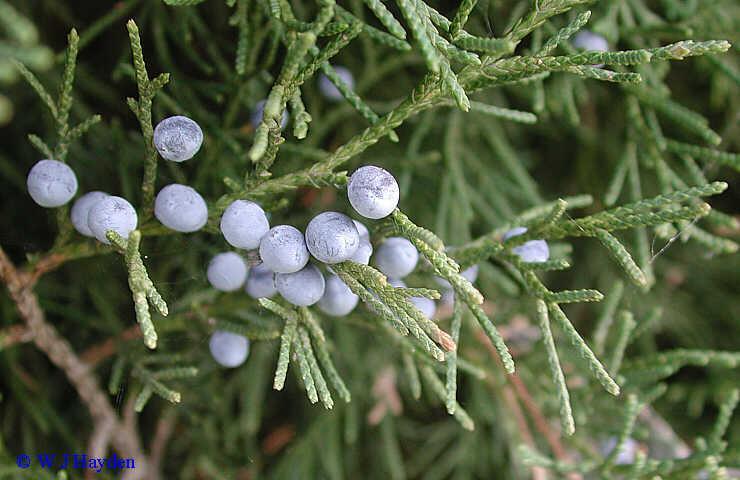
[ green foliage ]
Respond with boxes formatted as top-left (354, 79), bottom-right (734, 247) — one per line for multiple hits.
top-left (0, 0), bottom-right (738, 478)
top-left (0, 1), bottom-right (54, 125)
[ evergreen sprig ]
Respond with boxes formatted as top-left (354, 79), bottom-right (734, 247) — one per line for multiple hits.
top-left (107, 230), bottom-right (168, 349)
top-left (259, 298), bottom-right (349, 407)
top-left (332, 261), bottom-right (453, 362)
top-left (15, 28), bottom-right (100, 245)
top-left (126, 20), bottom-right (170, 214)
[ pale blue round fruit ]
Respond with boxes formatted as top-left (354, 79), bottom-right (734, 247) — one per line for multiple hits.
top-left (27, 159), bottom-right (78, 208)
top-left (207, 252), bottom-right (248, 292)
top-left (318, 274), bottom-right (359, 316)
top-left (71, 191), bottom-right (108, 237)
top-left (245, 263), bottom-right (277, 299)
top-left (374, 237), bottom-right (418, 278)
top-left (350, 239), bottom-right (373, 265)
top-left (347, 165), bottom-right (399, 219)
top-left (572, 30), bottom-right (609, 52)
top-left (275, 264), bottom-right (325, 306)
top-left (153, 115), bottom-right (203, 162)
top-left (154, 184), bottom-right (208, 233)
top-left (209, 330), bottom-right (249, 368)
top-left (410, 296), bottom-right (436, 319)
top-left (353, 219), bottom-right (369, 240)
top-left (503, 227), bottom-right (550, 263)
top-left (87, 195), bottom-right (138, 244)
top-left (220, 200), bottom-right (270, 250)
top-left (259, 225), bottom-right (310, 273)
top-left (305, 211), bottom-right (360, 264)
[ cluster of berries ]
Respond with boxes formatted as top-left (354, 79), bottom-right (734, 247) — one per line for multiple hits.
top-left (206, 164), bottom-right (398, 312)
top-left (26, 86), bottom-right (549, 370)
top-left (204, 163), bottom-right (395, 367)
top-left (26, 115), bottom-right (204, 245)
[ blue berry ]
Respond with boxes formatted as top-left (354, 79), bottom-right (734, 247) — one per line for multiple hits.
top-left (572, 31), bottom-right (609, 67)
top-left (503, 227), bottom-right (549, 263)
top-left (87, 195), bottom-right (138, 244)
top-left (305, 211), bottom-right (360, 264)
top-left (27, 159), bottom-right (78, 208)
top-left (245, 263), bottom-right (277, 299)
top-left (153, 115), bottom-right (203, 162)
top-left (275, 264), bottom-right (325, 306)
top-left (259, 225), bottom-right (310, 273)
top-left (220, 200), bottom-right (270, 250)
top-left (71, 191), bottom-right (108, 237)
top-left (207, 252), bottom-right (248, 292)
top-left (374, 237), bottom-right (418, 278)
top-left (317, 274), bottom-right (359, 316)
top-left (209, 330), bottom-right (250, 368)
top-left (347, 219), bottom-right (372, 264)
top-left (410, 296), bottom-right (436, 319)
top-left (572, 31), bottom-right (609, 52)
top-left (353, 219), bottom-right (370, 240)
top-left (154, 184), bottom-right (208, 233)
top-left (348, 166), bottom-right (399, 219)
top-left (350, 239), bottom-right (373, 265)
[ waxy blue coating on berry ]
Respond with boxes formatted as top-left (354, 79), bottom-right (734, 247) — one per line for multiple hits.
top-left (275, 264), bottom-right (325, 306)
top-left (209, 330), bottom-right (250, 368)
top-left (318, 66), bottom-right (354, 101)
top-left (259, 225), bottom-right (310, 274)
top-left (245, 263), bottom-right (277, 299)
top-left (153, 115), bottom-right (203, 162)
top-left (207, 252), bottom-right (248, 292)
top-left (503, 227), bottom-right (550, 263)
top-left (305, 211), bottom-right (360, 264)
top-left (154, 184), bottom-right (208, 233)
top-left (87, 195), bottom-right (138, 244)
top-left (251, 99), bottom-right (289, 129)
top-left (347, 166), bottom-right (400, 219)
top-left (318, 274), bottom-right (359, 317)
top-left (572, 30), bottom-right (609, 52)
top-left (410, 296), bottom-right (436, 319)
top-left (71, 191), bottom-right (108, 237)
top-left (374, 237), bottom-right (418, 279)
top-left (27, 159), bottom-right (78, 208)
top-left (220, 200), bottom-right (270, 250)
top-left (353, 219), bottom-right (370, 240)
top-left (350, 239), bottom-right (373, 265)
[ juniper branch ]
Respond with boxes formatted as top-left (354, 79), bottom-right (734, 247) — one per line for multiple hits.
top-left (608, 311), bottom-right (636, 376)
top-left (259, 298), bottom-right (299, 391)
top-left (126, 20), bottom-right (170, 214)
top-left (107, 230), bottom-right (168, 349)
top-left (536, 299), bottom-right (574, 436)
top-left (445, 301), bottom-right (463, 414)
top-left (548, 302), bottom-right (620, 396)
top-left (593, 281), bottom-right (624, 356)
top-left (420, 365), bottom-right (474, 430)
top-left (301, 308), bottom-right (350, 402)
